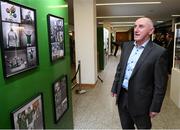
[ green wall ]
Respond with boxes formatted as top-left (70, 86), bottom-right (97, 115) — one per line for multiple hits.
top-left (97, 27), bottom-right (104, 71)
top-left (0, 0), bottom-right (73, 128)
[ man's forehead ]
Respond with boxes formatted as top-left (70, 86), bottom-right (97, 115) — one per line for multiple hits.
top-left (135, 18), bottom-right (153, 26)
top-left (135, 18), bottom-right (147, 24)
top-left (134, 21), bottom-right (146, 26)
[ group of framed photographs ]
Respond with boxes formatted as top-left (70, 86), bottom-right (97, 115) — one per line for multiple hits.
top-left (11, 75), bottom-right (69, 129)
top-left (0, 1), bottom-right (65, 78)
top-left (0, 1), bottom-right (38, 78)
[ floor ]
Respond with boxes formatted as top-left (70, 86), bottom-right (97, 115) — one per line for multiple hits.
top-left (72, 51), bottom-right (180, 129)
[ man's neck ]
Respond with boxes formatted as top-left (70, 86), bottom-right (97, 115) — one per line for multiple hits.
top-left (135, 38), bottom-right (150, 46)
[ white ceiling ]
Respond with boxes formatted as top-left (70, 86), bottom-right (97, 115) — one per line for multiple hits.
top-left (96, 0), bottom-right (180, 31)
top-left (68, 0), bottom-right (180, 31)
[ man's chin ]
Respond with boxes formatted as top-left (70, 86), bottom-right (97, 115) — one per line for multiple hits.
top-left (134, 38), bottom-right (140, 41)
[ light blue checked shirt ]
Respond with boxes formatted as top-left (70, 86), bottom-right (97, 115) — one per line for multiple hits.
top-left (122, 40), bottom-right (149, 90)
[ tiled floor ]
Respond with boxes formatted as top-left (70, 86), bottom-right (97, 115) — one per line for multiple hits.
top-left (72, 52), bottom-right (180, 129)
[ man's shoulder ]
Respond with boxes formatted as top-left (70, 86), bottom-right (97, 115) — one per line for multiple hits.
top-left (152, 41), bottom-right (166, 51)
top-left (151, 42), bottom-right (167, 57)
top-left (123, 41), bottom-right (134, 47)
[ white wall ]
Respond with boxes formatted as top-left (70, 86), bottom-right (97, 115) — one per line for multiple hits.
top-left (74, 0), bottom-right (97, 84)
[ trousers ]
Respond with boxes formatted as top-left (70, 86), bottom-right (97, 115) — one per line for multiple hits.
top-left (117, 88), bottom-right (152, 129)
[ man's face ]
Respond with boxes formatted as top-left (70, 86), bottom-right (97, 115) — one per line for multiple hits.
top-left (134, 18), bottom-right (154, 44)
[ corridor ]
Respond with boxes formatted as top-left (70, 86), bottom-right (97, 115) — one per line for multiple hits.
top-left (73, 52), bottom-right (180, 129)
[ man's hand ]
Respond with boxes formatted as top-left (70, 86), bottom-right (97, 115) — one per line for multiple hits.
top-left (111, 92), bottom-right (117, 97)
top-left (149, 112), bottom-right (158, 118)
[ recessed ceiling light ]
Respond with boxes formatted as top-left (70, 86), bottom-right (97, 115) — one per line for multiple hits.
top-left (98, 22), bottom-right (135, 24)
top-left (172, 15), bottom-right (180, 17)
top-left (96, 2), bottom-right (162, 6)
top-left (112, 25), bottom-right (134, 27)
top-left (111, 22), bottom-right (135, 24)
top-left (48, 5), bottom-right (68, 8)
top-left (156, 21), bottom-right (164, 23)
top-left (96, 15), bottom-right (144, 19)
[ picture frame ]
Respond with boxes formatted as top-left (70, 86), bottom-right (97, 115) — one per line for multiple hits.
top-left (47, 14), bottom-right (65, 63)
top-left (173, 23), bottom-right (180, 69)
top-left (11, 93), bottom-right (45, 129)
top-left (0, 0), bottom-right (39, 78)
top-left (52, 75), bottom-right (68, 123)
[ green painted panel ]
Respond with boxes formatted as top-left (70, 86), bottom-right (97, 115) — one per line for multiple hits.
top-left (97, 27), bottom-right (104, 70)
top-left (0, 0), bottom-right (73, 128)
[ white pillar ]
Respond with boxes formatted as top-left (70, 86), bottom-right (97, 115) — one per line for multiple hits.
top-left (74, 0), bottom-right (97, 84)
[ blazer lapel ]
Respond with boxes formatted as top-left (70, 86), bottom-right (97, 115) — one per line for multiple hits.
top-left (130, 41), bottom-right (153, 78)
top-left (121, 41), bottom-right (134, 75)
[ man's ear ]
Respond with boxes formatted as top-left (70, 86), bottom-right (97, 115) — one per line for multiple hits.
top-left (149, 28), bottom-right (154, 35)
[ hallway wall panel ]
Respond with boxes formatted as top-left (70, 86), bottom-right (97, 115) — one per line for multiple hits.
top-left (0, 0), bottom-right (73, 128)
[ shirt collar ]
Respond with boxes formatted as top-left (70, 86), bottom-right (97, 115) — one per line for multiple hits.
top-left (134, 39), bottom-right (150, 48)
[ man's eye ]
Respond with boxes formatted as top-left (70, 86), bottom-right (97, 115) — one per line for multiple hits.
top-left (139, 25), bottom-right (144, 28)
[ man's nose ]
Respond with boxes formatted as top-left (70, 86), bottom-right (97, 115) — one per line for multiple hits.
top-left (134, 27), bottom-right (138, 32)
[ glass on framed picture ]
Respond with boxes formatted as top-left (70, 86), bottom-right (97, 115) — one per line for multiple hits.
top-left (174, 23), bottom-right (180, 69)
top-left (2, 22), bottom-right (20, 48)
top-left (52, 75), bottom-right (68, 123)
top-left (11, 93), bottom-right (45, 129)
top-left (1, 1), bottom-right (21, 23)
top-left (47, 14), bottom-right (65, 63)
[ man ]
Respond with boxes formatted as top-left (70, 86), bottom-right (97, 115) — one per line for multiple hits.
top-left (111, 17), bottom-right (168, 129)
top-left (113, 41), bottom-right (122, 56)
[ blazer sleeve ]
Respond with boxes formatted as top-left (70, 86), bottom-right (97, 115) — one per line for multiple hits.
top-left (111, 44), bottom-right (126, 93)
top-left (111, 60), bottom-right (122, 93)
top-left (150, 49), bottom-right (169, 112)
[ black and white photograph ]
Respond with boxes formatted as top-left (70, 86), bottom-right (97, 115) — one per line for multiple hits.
top-left (20, 24), bottom-right (35, 47)
top-left (0, 0), bottom-right (38, 78)
top-left (5, 50), bottom-right (28, 76)
top-left (1, 1), bottom-right (21, 23)
top-left (174, 23), bottom-right (180, 69)
top-left (52, 75), bottom-right (68, 123)
top-left (27, 47), bottom-right (37, 67)
top-left (11, 93), bottom-right (44, 129)
top-left (47, 14), bottom-right (65, 63)
top-left (2, 22), bottom-right (20, 48)
top-left (51, 42), bottom-right (64, 61)
top-left (176, 26), bottom-right (180, 43)
top-left (21, 8), bottom-right (34, 24)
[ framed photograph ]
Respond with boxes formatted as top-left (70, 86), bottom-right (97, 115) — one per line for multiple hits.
top-left (11, 93), bottom-right (45, 129)
top-left (174, 23), bottom-right (180, 69)
top-left (0, 0), bottom-right (39, 78)
top-left (52, 75), bottom-right (68, 123)
top-left (47, 14), bottom-right (65, 63)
